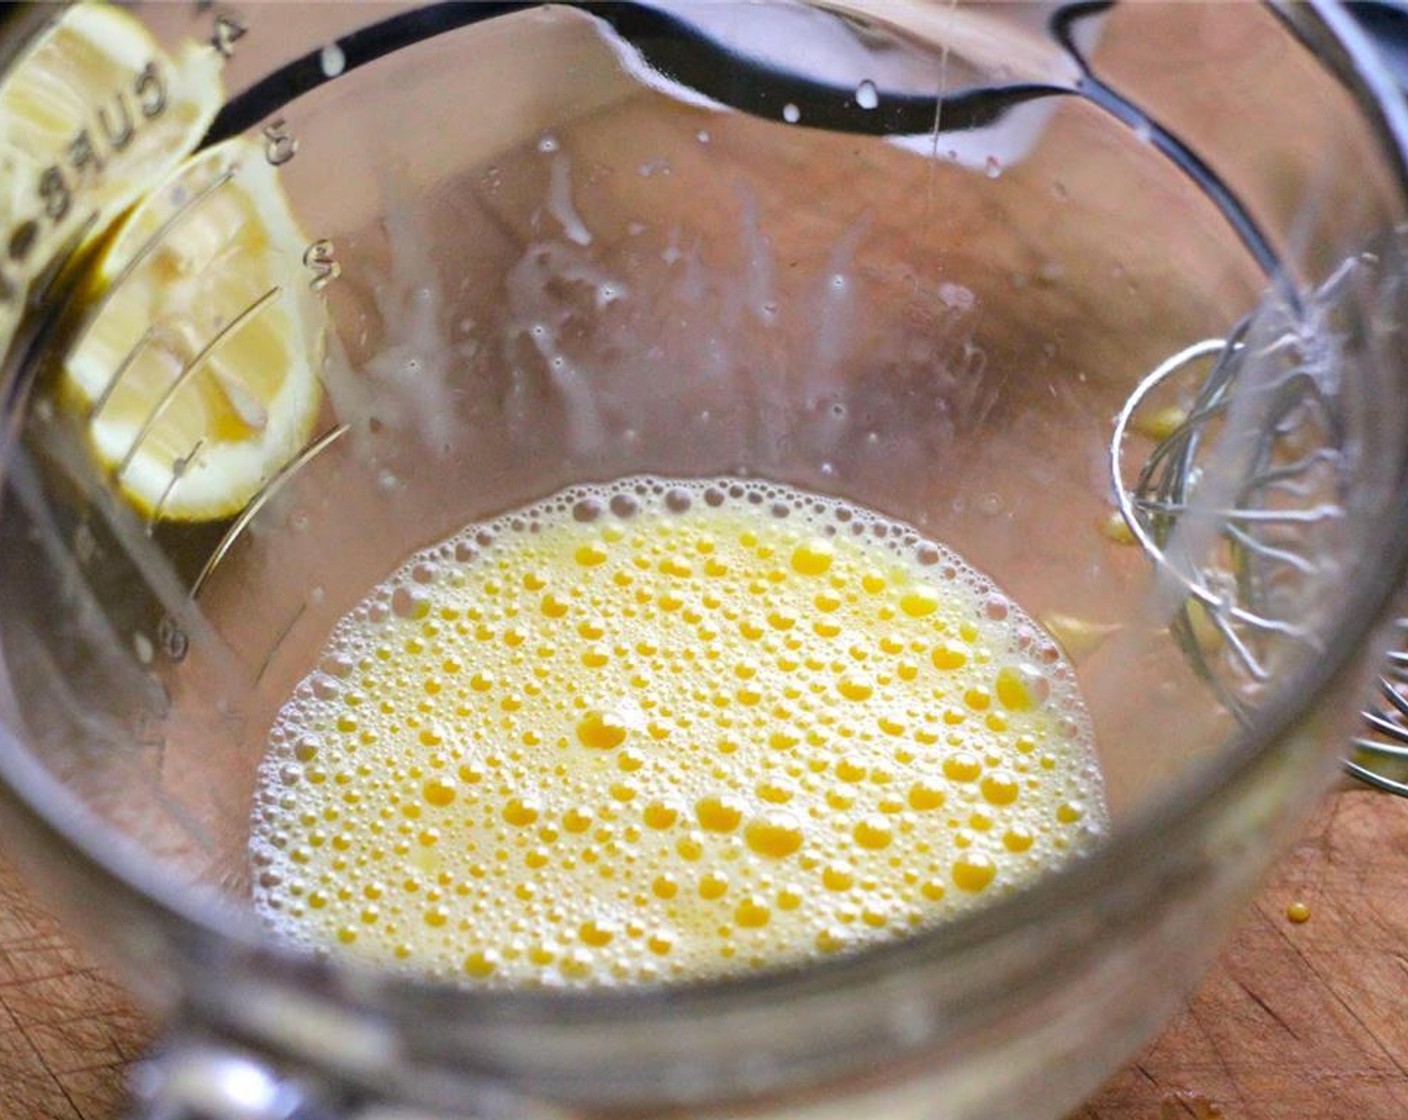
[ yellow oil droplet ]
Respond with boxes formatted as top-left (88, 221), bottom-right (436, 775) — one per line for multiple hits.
top-left (1184, 599), bottom-right (1223, 655)
top-left (980, 771), bottom-right (1020, 806)
top-left (1056, 802), bottom-right (1083, 825)
top-left (581, 646), bottom-right (610, 668)
top-left (822, 863), bottom-right (854, 891)
top-left (908, 779), bottom-right (946, 811)
top-left (1133, 404), bottom-right (1187, 443)
top-left (861, 904), bottom-right (890, 929)
top-left (861, 571), bottom-right (886, 594)
top-left (696, 794), bottom-right (745, 832)
top-left (576, 617), bottom-right (606, 640)
top-left (816, 926), bottom-right (849, 953)
top-left (1100, 511), bottom-right (1137, 546)
top-left (676, 835), bottom-right (704, 861)
top-left (1286, 900), bottom-right (1311, 924)
top-left (837, 673), bottom-right (873, 701)
top-left (577, 709), bottom-right (628, 750)
top-left (952, 852), bottom-right (996, 893)
top-left (814, 590), bottom-right (842, 612)
top-left (1041, 612), bottom-right (1119, 663)
top-left (580, 919), bottom-right (617, 947)
top-left (423, 777), bottom-right (457, 807)
top-left (652, 874), bottom-right (679, 899)
top-left (900, 588), bottom-right (939, 617)
top-left (424, 906), bottom-right (449, 928)
top-left (853, 815), bottom-right (893, 851)
top-left (835, 758), bottom-right (866, 783)
top-left (931, 641), bottom-right (968, 670)
top-left (699, 871), bottom-right (730, 900)
top-left (745, 811), bottom-right (805, 859)
top-left (999, 665), bottom-right (1047, 712)
top-left (575, 542), bottom-right (609, 566)
top-left (1003, 827), bottom-right (1034, 853)
top-left (826, 789), bottom-right (855, 811)
top-left (756, 779), bottom-right (795, 804)
top-left (648, 930), bottom-right (675, 956)
top-left (503, 796), bottom-right (541, 827)
top-left (541, 593), bottom-right (570, 618)
top-left (768, 730), bottom-right (798, 751)
top-left (963, 687), bottom-right (991, 711)
top-left (561, 949), bottom-right (594, 979)
top-left (562, 806), bottom-right (593, 833)
top-left (942, 752), bottom-right (982, 783)
top-left (463, 945), bottom-right (499, 977)
top-left (735, 897), bottom-right (771, 928)
top-left (791, 539), bottom-right (834, 576)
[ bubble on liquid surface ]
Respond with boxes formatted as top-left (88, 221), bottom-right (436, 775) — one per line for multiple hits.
top-left (251, 476), bottom-right (1105, 987)
top-left (783, 103), bottom-right (801, 124)
top-left (855, 80), bottom-right (879, 111)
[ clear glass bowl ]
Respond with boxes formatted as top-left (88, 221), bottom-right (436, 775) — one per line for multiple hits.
top-left (2, 3), bottom-right (1408, 1117)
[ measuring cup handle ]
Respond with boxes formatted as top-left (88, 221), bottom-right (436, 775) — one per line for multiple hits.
top-left (129, 1035), bottom-right (348, 1120)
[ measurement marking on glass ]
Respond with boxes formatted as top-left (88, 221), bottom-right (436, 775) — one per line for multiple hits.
top-left (113, 285), bottom-right (282, 481)
top-left (262, 118), bottom-right (298, 166)
top-left (257, 602), bottom-right (308, 685)
top-left (146, 436), bottom-right (206, 530)
top-left (90, 323), bottom-right (160, 419)
top-left (75, 169), bottom-right (238, 351)
top-left (303, 239), bottom-right (340, 291)
top-left (210, 13), bottom-right (247, 59)
top-left (190, 423), bottom-right (350, 599)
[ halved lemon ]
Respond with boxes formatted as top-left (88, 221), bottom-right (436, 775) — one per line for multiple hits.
top-left (62, 137), bottom-right (326, 521)
top-left (0, 3), bottom-right (223, 344)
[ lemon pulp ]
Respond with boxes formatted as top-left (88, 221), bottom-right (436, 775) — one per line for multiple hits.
top-left (61, 136), bottom-right (324, 521)
top-left (251, 478), bottom-right (1106, 985)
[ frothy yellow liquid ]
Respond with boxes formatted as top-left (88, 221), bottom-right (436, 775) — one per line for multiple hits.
top-left (252, 478), bottom-right (1105, 984)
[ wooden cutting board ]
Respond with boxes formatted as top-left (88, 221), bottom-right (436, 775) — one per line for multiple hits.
top-left (2, 786), bottom-right (1407, 1118)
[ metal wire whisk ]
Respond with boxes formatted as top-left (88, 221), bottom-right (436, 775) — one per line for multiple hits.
top-left (1111, 256), bottom-right (1408, 795)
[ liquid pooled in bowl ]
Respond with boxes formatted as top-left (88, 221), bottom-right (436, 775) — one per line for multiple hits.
top-left (251, 477), bottom-right (1106, 984)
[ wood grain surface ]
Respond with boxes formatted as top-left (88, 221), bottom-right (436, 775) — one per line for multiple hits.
top-left (1, 786), bottom-right (1406, 1119)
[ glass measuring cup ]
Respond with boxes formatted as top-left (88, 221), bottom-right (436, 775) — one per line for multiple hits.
top-left (1, 2), bottom-right (1408, 1117)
